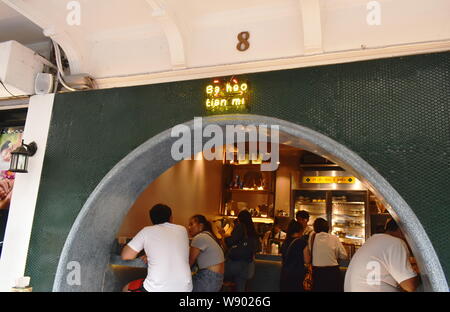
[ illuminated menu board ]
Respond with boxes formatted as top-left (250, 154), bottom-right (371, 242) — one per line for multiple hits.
top-left (205, 78), bottom-right (249, 113)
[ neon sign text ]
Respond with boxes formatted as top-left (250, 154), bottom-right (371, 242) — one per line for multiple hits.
top-left (205, 78), bottom-right (249, 112)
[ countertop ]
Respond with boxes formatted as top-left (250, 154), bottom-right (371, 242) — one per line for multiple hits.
top-left (256, 253), bottom-right (282, 261)
top-left (110, 254), bottom-right (147, 268)
top-left (110, 253), bottom-right (349, 269)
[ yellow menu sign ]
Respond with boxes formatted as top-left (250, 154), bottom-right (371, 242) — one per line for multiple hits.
top-left (303, 176), bottom-right (355, 184)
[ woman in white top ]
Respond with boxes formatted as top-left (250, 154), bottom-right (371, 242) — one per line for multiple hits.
top-left (308, 218), bottom-right (347, 292)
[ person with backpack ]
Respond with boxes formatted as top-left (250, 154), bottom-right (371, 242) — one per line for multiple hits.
top-left (219, 210), bottom-right (259, 292)
top-left (187, 214), bottom-right (225, 292)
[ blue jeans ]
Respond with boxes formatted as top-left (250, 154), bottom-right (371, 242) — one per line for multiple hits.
top-left (193, 269), bottom-right (224, 292)
top-left (224, 260), bottom-right (255, 292)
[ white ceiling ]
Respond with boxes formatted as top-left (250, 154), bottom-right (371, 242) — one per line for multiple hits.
top-left (0, 1), bottom-right (46, 45)
top-left (0, 0), bottom-right (449, 82)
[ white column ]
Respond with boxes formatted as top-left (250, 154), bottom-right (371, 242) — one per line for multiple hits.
top-left (0, 94), bottom-right (55, 291)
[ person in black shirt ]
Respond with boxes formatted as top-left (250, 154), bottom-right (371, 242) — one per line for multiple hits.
top-left (219, 210), bottom-right (259, 292)
top-left (280, 220), bottom-right (311, 291)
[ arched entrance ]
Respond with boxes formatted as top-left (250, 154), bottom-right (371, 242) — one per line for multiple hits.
top-left (53, 114), bottom-right (448, 292)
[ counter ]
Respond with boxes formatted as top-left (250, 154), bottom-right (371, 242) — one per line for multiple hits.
top-left (255, 253), bottom-right (282, 262)
top-left (109, 253), bottom-right (348, 292)
top-left (109, 253), bottom-right (282, 267)
top-left (110, 254), bottom-right (147, 268)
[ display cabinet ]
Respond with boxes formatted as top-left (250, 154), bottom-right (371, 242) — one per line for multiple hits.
top-left (292, 170), bottom-right (370, 258)
top-left (220, 163), bottom-right (277, 220)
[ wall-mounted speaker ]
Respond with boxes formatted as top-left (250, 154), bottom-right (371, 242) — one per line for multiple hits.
top-left (35, 73), bottom-right (54, 95)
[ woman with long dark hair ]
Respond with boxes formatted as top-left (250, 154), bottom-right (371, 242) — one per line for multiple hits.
top-left (188, 214), bottom-right (225, 292)
top-left (279, 220), bottom-right (311, 291)
top-left (219, 209), bottom-right (258, 292)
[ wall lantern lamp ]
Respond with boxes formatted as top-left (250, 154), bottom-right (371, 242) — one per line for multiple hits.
top-left (9, 140), bottom-right (38, 173)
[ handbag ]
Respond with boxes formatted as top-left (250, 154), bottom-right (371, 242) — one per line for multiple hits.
top-left (227, 226), bottom-right (255, 261)
top-left (303, 232), bottom-right (316, 291)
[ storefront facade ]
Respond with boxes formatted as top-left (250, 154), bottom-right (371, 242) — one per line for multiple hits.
top-left (2, 51), bottom-right (443, 291)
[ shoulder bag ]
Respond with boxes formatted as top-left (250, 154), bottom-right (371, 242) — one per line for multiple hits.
top-left (227, 226), bottom-right (255, 261)
top-left (303, 232), bottom-right (316, 291)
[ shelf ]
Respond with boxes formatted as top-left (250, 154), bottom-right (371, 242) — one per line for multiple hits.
top-left (341, 235), bottom-right (364, 240)
top-left (222, 162), bottom-right (276, 220)
top-left (332, 202), bottom-right (365, 205)
top-left (227, 189), bottom-right (273, 194)
top-left (296, 202), bottom-right (326, 205)
top-left (333, 213), bottom-right (364, 217)
top-left (333, 225), bottom-right (365, 229)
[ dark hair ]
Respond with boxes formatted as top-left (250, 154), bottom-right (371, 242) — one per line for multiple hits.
top-left (191, 214), bottom-right (221, 246)
top-left (280, 220), bottom-right (304, 258)
top-left (269, 222), bottom-right (282, 240)
top-left (313, 218), bottom-right (329, 233)
top-left (237, 210), bottom-right (257, 238)
top-left (286, 219), bottom-right (304, 240)
top-left (385, 218), bottom-right (399, 232)
top-left (296, 210), bottom-right (310, 221)
top-left (149, 204), bottom-right (172, 225)
top-left (191, 214), bottom-right (213, 234)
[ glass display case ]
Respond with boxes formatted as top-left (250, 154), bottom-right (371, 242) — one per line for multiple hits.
top-left (331, 200), bottom-right (365, 246)
top-left (292, 186), bottom-right (369, 258)
top-left (294, 190), bottom-right (327, 226)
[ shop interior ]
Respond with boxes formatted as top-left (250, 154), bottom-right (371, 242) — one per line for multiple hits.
top-left (108, 143), bottom-right (395, 291)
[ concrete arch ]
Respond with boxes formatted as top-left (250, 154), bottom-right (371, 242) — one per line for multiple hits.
top-left (53, 114), bottom-right (448, 292)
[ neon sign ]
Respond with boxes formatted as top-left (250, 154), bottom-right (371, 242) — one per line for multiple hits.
top-left (205, 78), bottom-right (249, 113)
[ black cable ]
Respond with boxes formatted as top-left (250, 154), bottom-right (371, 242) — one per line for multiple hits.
top-left (0, 80), bottom-right (18, 98)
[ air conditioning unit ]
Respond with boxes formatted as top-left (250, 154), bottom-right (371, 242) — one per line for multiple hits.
top-left (0, 40), bottom-right (45, 98)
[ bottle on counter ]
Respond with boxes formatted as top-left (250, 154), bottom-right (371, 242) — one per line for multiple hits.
top-left (271, 243), bottom-right (279, 255)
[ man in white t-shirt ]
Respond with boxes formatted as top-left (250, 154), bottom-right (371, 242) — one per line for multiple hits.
top-left (121, 204), bottom-right (193, 292)
top-left (344, 218), bottom-right (419, 292)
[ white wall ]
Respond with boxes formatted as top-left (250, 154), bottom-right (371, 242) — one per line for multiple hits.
top-left (117, 158), bottom-right (224, 238)
top-left (118, 153), bottom-right (302, 236)
top-left (0, 94), bottom-right (54, 292)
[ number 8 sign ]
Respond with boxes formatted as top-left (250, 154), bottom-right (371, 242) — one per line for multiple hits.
top-left (237, 31), bottom-right (250, 52)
